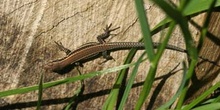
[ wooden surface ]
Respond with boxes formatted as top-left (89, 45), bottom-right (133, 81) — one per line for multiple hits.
top-left (1, 0), bottom-right (217, 109)
top-left (185, 11), bottom-right (220, 103)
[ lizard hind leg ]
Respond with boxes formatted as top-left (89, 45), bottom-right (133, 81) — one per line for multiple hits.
top-left (54, 41), bottom-right (72, 55)
top-left (101, 51), bottom-right (115, 64)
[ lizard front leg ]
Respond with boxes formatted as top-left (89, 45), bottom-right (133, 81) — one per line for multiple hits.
top-left (97, 23), bottom-right (120, 43)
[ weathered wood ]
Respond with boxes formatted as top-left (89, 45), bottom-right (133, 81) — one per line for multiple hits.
top-left (0, 0), bottom-right (213, 109)
top-left (185, 11), bottom-right (220, 103)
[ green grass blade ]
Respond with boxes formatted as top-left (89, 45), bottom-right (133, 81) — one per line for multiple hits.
top-left (63, 68), bottom-right (84, 110)
top-left (151, 0), bottom-right (198, 108)
top-left (134, 0), bottom-right (178, 109)
top-left (133, 0), bottom-right (156, 109)
top-left (192, 103), bottom-right (220, 110)
top-left (197, 0), bottom-right (217, 52)
top-left (153, 0), bottom-right (197, 59)
top-left (182, 82), bottom-right (220, 110)
top-left (135, 21), bottom-right (176, 109)
top-left (0, 63), bottom-right (135, 98)
top-left (157, 62), bottom-right (187, 110)
top-left (102, 49), bottom-right (145, 110)
top-left (213, 92), bottom-right (220, 103)
top-left (63, 82), bottom-right (84, 110)
top-left (135, 0), bottom-right (154, 61)
top-left (176, 60), bottom-right (197, 108)
top-left (183, 0), bottom-right (220, 15)
top-left (118, 53), bottom-right (146, 110)
top-left (134, 65), bottom-right (157, 110)
top-left (153, 0), bottom-right (220, 31)
top-left (36, 73), bottom-right (43, 110)
top-left (177, 0), bottom-right (217, 108)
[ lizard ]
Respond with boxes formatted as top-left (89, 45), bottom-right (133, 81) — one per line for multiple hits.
top-left (44, 24), bottom-right (191, 73)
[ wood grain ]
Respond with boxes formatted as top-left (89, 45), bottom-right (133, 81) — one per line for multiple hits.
top-left (0, 0), bottom-right (210, 109)
top-left (185, 11), bottom-right (220, 103)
